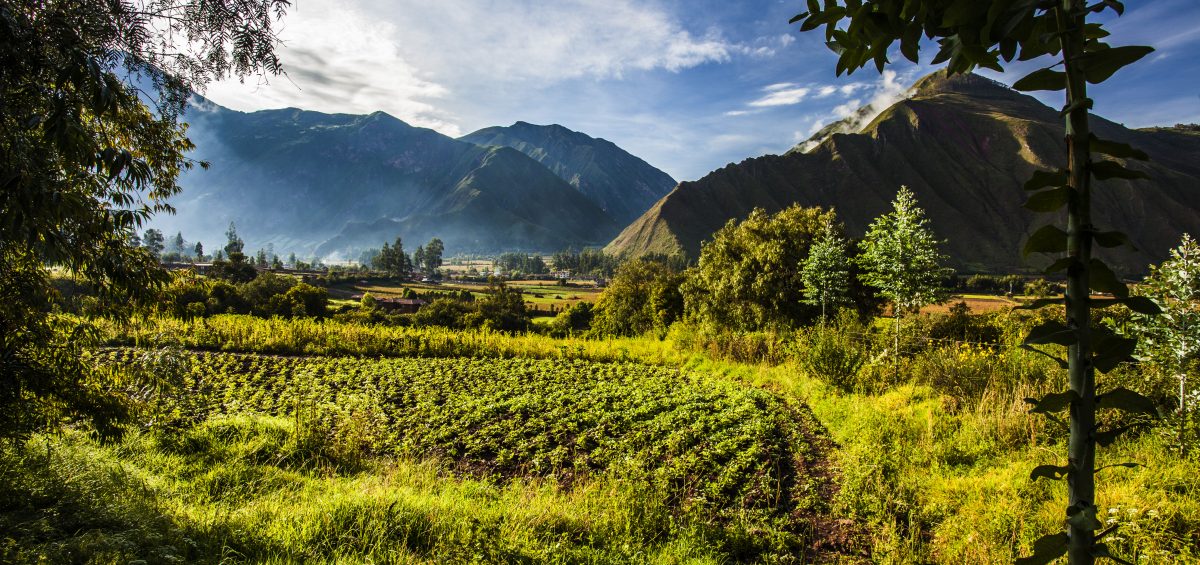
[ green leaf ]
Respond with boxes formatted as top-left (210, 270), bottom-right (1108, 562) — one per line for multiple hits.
top-left (1091, 230), bottom-right (1130, 249)
top-left (1093, 334), bottom-right (1136, 373)
top-left (1090, 136), bottom-right (1149, 161)
top-left (1020, 344), bottom-right (1069, 370)
top-left (900, 23), bottom-right (921, 63)
top-left (1067, 503), bottom-right (1103, 531)
top-left (1089, 259), bottom-right (1129, 297)
top-left (1095, 462), bottom-right (1141, 474)
top-left (1013, 68), bottom-right (1067, 91)
top-left (1097, 387), bottom-right (1158, 416)
top-left (1024, 225), bottom-right (1069, 256)
top-left (1091, 160), bottom-right (1150, 181)
top-left (1024, 187), bottom-right (1073, 212)
top-left (1025, 169), bottom-right (1069, 191)
top-left (1025, 320), bottom-right (1077, 346)
top-left (1025, 389), bottom-right (1079, 414)
top-left (1095, 424), bottom-right (1134, 447)
top-left (1015, 532), bottom-right (1069, 565)
top-left (1079, 45), bottom-right (1154, 83)
top-left (1092, 296), bottom-right (1161, 315)
top-left (1030, 464), bottom-right (1071, 481)
top-left (1044, 257), bottom-right (1076, 274)
top-left (1092, 543), bottom-right (1135, 565)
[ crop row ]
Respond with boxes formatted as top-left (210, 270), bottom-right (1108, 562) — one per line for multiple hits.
top-left (95, 349), bottom-right (816, 521)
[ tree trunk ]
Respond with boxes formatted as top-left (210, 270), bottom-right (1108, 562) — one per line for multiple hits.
top-left (1059, 2), bottom-right (1097, 563)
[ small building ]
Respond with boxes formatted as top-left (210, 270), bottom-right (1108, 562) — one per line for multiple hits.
top-left (376, 297), bottom-right (427, 313)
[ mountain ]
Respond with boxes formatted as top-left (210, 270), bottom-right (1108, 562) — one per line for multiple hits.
top-left (606, 71), bottom-right (1200, 274)
top-left (459, 122), bottom-right (677, 225)
top-left (156, 102), bottom-right (618, 258)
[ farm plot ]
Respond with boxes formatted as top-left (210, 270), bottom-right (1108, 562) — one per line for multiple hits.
top-left (95, 351), bottom-right (826, 525)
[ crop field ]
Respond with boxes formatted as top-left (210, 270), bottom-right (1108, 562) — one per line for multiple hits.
top-left (76, 349), bottom-right (835, 560)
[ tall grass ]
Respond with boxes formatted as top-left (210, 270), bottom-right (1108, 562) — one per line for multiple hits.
top-left (96, 314), bottom-right (688, 365)
top-left (0, 417), bottom-right (809, 564)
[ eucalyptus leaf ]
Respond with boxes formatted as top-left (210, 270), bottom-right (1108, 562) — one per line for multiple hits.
top-left (1091, 160), bottom-right (1150, 181)
top-left (1013, 67), bottom-right (1067, 91)
top-left (1024, 187), bottom-right (1072, 212)
top-left (1089, 259), bottom-right (1129, 297)
top-left (1078, 45), bottom-right (1154, 83)
top-left (1024, 168), bottom-right (1068, 191)
top-left (1030, 464), bottom-right (1071, 481)
top-left (1024, 225), bottom-right (1069, 256)
top-left (1015, 532), bottom-right (1069, 565)
top-left (1025, 389), bottom-right (1079, 414)
top-left (1096, 387), bottom-right (1158, 416)
top-left (1090, 135), bottom-right (1149, 160)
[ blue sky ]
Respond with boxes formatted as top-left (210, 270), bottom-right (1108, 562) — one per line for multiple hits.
top-left (204, 0), bottom-right (1200, 182)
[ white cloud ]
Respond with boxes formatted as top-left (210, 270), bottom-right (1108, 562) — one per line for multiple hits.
top-left (202, 1), bottom-right (460, 134)
top-left (749, 86), bottom-right (811, 107)
top-left (199, 0), bottom-right (762, 137)
top-left (369, 0), bottom-right (745, 83)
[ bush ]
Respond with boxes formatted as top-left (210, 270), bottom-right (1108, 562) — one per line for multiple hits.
top-left (797, 326), bottom-right (868, 392)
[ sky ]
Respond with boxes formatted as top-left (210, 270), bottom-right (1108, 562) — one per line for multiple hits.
top-left (203, 0), bottom-right (1200, 183)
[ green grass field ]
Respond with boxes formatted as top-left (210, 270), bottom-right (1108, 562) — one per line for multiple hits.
top-left (3, 315), bottom-right (1196, 563)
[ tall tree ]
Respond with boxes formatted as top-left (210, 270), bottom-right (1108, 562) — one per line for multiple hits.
top-left (790, 2), bottom-right (1158, 563)
top-left (424, 237), bottom-right (445, 276)
top-left (194, 241), bottom-right (204, 261)
top-left (1135, 234), bottom-right (1200, 453)
top-left (857, 186), bottom-right (951, 344)
top-left (801, 220), bottom-right (852, 322)
top-left (682, 204), bottom-right (835, 331)
top-left (142, 228), bottom-right (165, 258)
top-left (591, 258), bottom-right (683, 338)
top-left (0, 0), bottom-right (289, 440)
top-left (224, 222), bottom-right (245, 256)
top-left (413, 245), bottom-right (426, 275)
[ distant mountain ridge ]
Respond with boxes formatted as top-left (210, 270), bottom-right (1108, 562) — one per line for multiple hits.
top-left (153, 103), bottom-right (670, 258)
top-left (460, 121), bottom-right (677, 225)
top-left (606, 71), bottom-right (1200, 274)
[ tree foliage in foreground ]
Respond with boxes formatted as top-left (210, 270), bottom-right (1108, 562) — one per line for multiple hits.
top-left (683, 205), bottom-right (835, 332)
top-left (1135, 234), bottom-right (1200, 453)
top-left (0, 0), bottom-right (289, 440)
top-left (591, 258), bottom-right (684, 338)
top-left (801, 220), bottom-right (852, 322)
top-left (857, 186), bottom-right (951, 319)
top-left (791, 1), bottom-right (1158, 563)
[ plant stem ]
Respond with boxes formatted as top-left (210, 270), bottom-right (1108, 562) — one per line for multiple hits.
top-left (1059, 1), bottom-right (1097, 563)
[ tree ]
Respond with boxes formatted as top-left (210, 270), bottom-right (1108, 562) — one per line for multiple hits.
top-left (683, 205), bottom-right (835, 331)
top-left (224, 222), bottom-right (245, 256)
top-left (413, 245), bottom-right (426, 275)
top-left (372, 237), bottom-right (413, 278)
top-left (790, 2), bottom-right (1157, 562)
top-left (801, 220), bottom-right (852, 322)
top-left (142, 228), bottom-right (165, 257)
top-left (0, 0), bottom-right (289, 440)
top-left (171, 231), bottom-right (186, 254)
top-left (424, 237), bottom-right (445, 277)
top-left (1135, 234), bottom-right (1200, 453)
top-left (194, 241), bottom-right (204, 261)
top-left (858, 186), bottom-right (952, 355)
top-left (592, 258), bottom-right (685, 337)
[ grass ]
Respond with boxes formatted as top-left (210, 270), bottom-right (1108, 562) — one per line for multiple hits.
top-left (1, 419), bottom-right (767, 563)
top-left (7, 314), bottom-right (1198, 563)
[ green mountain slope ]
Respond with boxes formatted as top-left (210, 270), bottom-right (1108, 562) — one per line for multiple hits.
top-left (606, 72), bottom-right (1200, 274)
top-left (460, 122), bottom-right (677, 225)
top-left (159, 103), bottom-right (617, 257)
